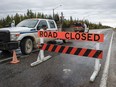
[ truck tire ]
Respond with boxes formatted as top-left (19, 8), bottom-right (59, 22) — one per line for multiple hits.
top-left (20, 38), bottom-right (33, 55)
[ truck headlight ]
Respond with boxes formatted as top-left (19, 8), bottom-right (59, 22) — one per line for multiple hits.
top-left (11, 34), bottom-right (20, 41)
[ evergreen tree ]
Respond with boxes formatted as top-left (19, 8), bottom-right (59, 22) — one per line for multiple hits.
top-left (0, 9), bottom-right (111, 29)
top-left (14, 13), bottom-right (20, 25)
top-left (54, 14), bottom-right (59, 22)
top-left (5, 15), bottom-right (12, 27)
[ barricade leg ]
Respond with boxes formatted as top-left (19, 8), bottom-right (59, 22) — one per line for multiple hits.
top-left (30, 29), bottom-right (51, 66)
top-left (90, 59), bottom-right (101, 82)
top-left (90, 32), bottom-right (101, 82)
top-left (30, 50), bottom-right (51, 66)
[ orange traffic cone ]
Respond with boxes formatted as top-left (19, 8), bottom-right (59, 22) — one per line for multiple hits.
top-left (10, 50), bottom-right (20, 64)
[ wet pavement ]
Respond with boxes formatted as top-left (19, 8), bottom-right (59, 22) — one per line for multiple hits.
top-left (0, 29), bottom-right (114, 87)
top-left (107, 29), bottom-right (116, 87)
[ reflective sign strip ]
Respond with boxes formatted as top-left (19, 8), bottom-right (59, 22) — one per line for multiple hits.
top-left (39, 44), bottom-right (103, 59)
top-left (38, 31), bottom-right (104, 42)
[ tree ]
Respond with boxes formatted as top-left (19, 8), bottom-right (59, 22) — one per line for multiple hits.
top-left (26, 9), bottom-right (35, 18)
top-left (14, 13), bottom-right (20, 25)
top-left (54, 14), bottom-right (59, 22)
top-left (5, 15), bottom-right (12, 27)
top-left (37, 13), bottom-right (41, 18)
top-left (47, 15), bottom-right (53, 19)
top-left (0, 9), bottom-right (111, 29)
top-left (41, 13), bottom-right (45, 18)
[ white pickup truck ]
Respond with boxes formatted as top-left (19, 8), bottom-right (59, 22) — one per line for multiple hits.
top-left (0, 19), bottom-right (58, 54)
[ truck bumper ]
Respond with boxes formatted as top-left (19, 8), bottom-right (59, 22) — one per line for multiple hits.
top-left (0, 42), bottom-right (19, 50)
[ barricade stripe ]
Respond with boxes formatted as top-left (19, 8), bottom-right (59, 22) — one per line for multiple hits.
top-left (48, 44), bottom-right (54, 51)
top-left (51, 45), bottom-right (57, 51)
top-left (58, 46), bottom-right (65, 53)
top-left (98, 51), bottom-right (103, 59)
top-left (41, 44), bottom-right (47, 50)
top-left (83, 49), bottom-right (92, 56)
top-left (88, 50), bottom-right (97, 58)
top-left (78, 48), bottom-right (87, 56)
top-left (39, 44), bottom-right (103, 59)
top-left (70, 48), bottom-right (78, 55)
top-left (66, 47), bottom-right (73, 54)
top-left (62, 46), bottom-right (69, 53)
top-left (93, 50), bottom-right (102, 58)
top-left (74, 48), bottom-right (82, 55)
top-left (55, 45), bottom-right (62, 53)
top-left (45, 44), bottom-right (50, 50)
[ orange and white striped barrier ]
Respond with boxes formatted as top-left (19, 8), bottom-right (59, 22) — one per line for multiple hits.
top-left (31, 29), bottom-right (104, 82)
top-left (38, 43), bottom-right (103, 59)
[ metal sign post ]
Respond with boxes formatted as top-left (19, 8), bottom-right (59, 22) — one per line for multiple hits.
top-left (90, 42), bottom-right (101, 82)
top-left (90, 31), bottom-right (102, 82)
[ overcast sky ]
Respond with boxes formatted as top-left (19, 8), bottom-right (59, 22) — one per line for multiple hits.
top-left (0, 0), bottom-right (116, 27)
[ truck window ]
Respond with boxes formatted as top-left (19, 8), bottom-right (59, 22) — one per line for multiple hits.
top-left (37, 20), bottom-right (48, 30)
top-left (48, 21), bottom-right (55, 28)
top-left (17, 19), bottom-right (38, 28)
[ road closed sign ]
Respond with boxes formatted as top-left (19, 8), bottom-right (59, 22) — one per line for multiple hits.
top-left (38, 31), bottom-right (104, 42)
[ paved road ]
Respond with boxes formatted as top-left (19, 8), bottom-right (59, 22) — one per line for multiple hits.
top-left (0, 29), bottom-right (114, 87)
top-left (107, 29), bottom-right (116, 87)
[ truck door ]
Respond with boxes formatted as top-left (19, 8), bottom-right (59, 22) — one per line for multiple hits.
top-left (47, 20), bottom-right (58, 41)
top-left (36, 20), bottom-right (50, 43)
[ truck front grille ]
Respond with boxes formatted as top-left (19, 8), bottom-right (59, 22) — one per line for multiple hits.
top-left (0, 30), bottom-right (10, 42)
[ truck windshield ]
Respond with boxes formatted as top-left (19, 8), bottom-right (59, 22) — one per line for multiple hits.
top-left (16, 19), bottom-right (38, 28)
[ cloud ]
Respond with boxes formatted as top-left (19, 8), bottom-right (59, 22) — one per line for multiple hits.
top-left (0, 0), bottom-right (116, 27)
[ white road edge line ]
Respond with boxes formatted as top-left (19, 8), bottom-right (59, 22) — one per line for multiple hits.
top-left (100, 31), bottom-right (114, 87)
top-left (0, 57), bottom-right (12, 63)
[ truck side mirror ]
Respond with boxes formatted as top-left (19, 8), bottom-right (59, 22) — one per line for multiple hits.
top-left (37, 26), bottom-right (41, 30)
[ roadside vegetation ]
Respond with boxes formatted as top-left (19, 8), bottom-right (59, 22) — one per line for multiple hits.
top-left (0, 10), bottom-right (111, 29)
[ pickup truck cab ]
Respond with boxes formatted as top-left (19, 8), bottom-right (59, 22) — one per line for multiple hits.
top-left (72, 22), bottom-right (89, 32)
top-left (0, 19), bottom-right (58, 54)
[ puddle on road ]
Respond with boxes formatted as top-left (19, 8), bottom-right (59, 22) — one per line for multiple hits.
top-left (63, 69), bottom-right (71, 74)
top-left (63, 69), bottom-right (73, 79)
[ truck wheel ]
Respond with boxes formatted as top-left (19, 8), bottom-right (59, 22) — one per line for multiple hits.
top-left (20, 38), bottom-right (33, 55)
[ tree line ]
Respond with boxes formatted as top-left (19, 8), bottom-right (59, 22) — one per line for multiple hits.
top-left (0, 10), bottom-right (111, 29)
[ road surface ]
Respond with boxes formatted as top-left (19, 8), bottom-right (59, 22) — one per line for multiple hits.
top-left (0, 29), bottom-right (115, 87)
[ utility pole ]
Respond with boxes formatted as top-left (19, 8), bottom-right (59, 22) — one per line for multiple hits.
top-left (60, 12), bottom-right (64, 31)
top-left (53, 9), bottom-right (55, 19)
top-left (53, 5), bottom-right (62, 19)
